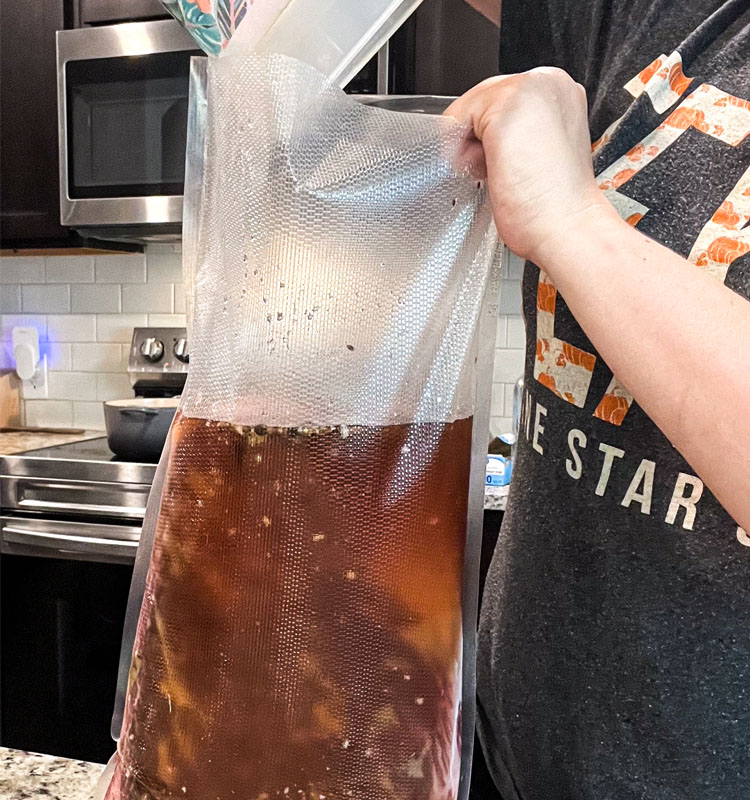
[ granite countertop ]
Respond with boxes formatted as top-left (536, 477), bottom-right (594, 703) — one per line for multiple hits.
top-left (0, 429), bottom-right (103, 456)
top-left (0, 747), bottom-right (104, 800)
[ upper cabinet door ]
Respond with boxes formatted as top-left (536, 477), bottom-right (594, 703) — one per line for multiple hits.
top-left (411, 0), bottom-right (500, 96)
top-left (0, 0), bottom-right (76, 248)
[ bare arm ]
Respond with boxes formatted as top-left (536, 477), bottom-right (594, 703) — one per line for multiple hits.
top-left (446, 70), bottom-right (750, 532)
top-left (463, 0), bottom-right (501, 26)
top-left (538, 201), bottom-right (750, 534)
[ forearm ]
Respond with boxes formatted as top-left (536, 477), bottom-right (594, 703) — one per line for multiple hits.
top-left (535, 205), bottom-right (750, 531)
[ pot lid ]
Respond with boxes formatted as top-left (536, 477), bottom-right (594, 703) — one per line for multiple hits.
top-left (105, 397), bottom-right (180, 409)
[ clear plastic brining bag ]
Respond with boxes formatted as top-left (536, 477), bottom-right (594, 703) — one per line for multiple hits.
top-left (99, 53), bottom-right (500, 800)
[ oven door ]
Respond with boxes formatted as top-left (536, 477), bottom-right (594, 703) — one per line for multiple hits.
top-left (56, 20), bottom-right (202, 230)
top-left (0, 516), bottom-right (139, 762)
top-left (1, 475), bottom-right (150, 524)
top-left (0, 516), bottom-right (140, 564)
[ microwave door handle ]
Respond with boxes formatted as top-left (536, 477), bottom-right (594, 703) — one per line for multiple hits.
top-left (1, 526), bottom-right (139, 562)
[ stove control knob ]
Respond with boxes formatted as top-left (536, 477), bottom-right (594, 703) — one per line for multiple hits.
top-left (140, 337), bottom-right (164, 363)
top-left (174, 338), bottom-right (190, 364)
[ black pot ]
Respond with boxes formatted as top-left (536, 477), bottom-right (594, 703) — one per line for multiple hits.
top-left (103, 398), bottom-right (179, 463)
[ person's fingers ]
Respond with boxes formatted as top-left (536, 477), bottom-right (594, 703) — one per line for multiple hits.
top-left (443, 74), bottom-right (510, 122)
top-left (445, 88), bottom-right (494, 177)
top-left (454, 134), bottom-right (487, 179)
top-left (443, 96), bottom-right (472, 124)
top-left (444, 76), bottom-right (515, 144)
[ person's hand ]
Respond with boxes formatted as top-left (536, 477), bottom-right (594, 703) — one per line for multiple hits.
top-left (445, 68), bottom-right (614, 263)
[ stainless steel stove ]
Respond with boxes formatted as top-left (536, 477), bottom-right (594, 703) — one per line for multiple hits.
top-left (0, 437), bottom-right (153, 565)
top-left (0, 327), bottom-right (187, 763)
top-left (0, 325), bottom-right (187, 564)
top-left (129, 325), bottom-right (188, 397)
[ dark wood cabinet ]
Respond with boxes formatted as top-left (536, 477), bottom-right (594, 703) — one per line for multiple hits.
top-left (386, 0), bottom-right (500, 97)
top-left (0, 0), bottom-right (145, 251)
top-left (0, 0), bottom-right (78, 248)
top-left (411, 0), bottom-right (500, 96)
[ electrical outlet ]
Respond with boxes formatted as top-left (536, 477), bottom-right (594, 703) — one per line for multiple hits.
top-left (21, 354), bottom-right (48, 399)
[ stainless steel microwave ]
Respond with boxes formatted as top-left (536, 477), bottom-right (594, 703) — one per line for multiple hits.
top-left (55, 7), bottom-right (499, 243)
top-left (57, 20), bottom-right (202, 241)
top-left (56, 20), bottom-right (202, 242)
top-left (55, 19), bottom-right (391, 244)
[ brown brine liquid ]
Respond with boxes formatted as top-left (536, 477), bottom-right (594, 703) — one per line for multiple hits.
top-left (106, 414), bottom-right (473, 800)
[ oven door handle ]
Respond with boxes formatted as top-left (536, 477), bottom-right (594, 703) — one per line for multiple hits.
top-left (17, 498), bottom-right (147, 517)
top-left (1, 525), bottom-right (139, 564)
top-left (2, 477), bottom-right (149, 519)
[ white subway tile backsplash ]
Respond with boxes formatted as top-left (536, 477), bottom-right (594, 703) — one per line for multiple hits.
top-left (499, 279), bottom-right (522, 315)
top-left (72, 284), bottom-right (121, 313)
top-left (97, 372), bottom-right (133, 401)
top-left (500, 247), bottom-right (510, 279)
top-left (72, 343), bottom-right (122, 372)
top-left (147, 313), bottom-right (186, 328)
top-left (25, 400), bottom-right (73, 428)
top-left (1, 314), bottom-right (47, 341)
top-left (45, 256), bottom-right (95, 283)
top-left (47, 371), bottom-right (97, 401)
top-left (22, 284), bottom-right (70, 313)
top-left (73, 401), bottom-right (106, 431)
top-left (507, 316), bottom-right (526, 349)
top-left (96, 254), bottom-right (146, 284)
top-left (47, 315), bottom-right (97, 343)
top-left (119, 345), bottom-right (131, 371)
top-left (174, 282), bottom-right (187, 314)
top-left (0, 342), bottom-right (14, 370)
top-left (147, 251), bottom-right (183, 283)
top-left (0, 257), bottom-right (45, 284)
top-left (148, 243), bottom-right (181, 255)
top-left (504, 385), bottom-right (517, 419)
top-left (490, 416), bottom-right (513, 437)
top-left (122, 283), bottom-right (172, 313)
top-left (493, 348), bottom-right (525, 384)
top-left (47, 343), bottom-right (72, 371)
top-left (491, 383), bottom-right (505, 419)
top-left (507, 251), bottom-right (526, 280)
top-left (15, 248), bottom-right (186, 428)
top-left (495, 316), bottom-right (507, 348)
top-left (96, 313), bottom-right (147, 343)
top-left (0, 285), bottom-right (22, 313)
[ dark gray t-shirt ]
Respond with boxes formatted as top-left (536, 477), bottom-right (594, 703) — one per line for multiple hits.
top-left (478, 1), bottom-right (750, 798)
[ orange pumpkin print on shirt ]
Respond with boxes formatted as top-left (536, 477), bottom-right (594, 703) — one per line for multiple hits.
top-left (639, 57), bottom-right (664, 86)
top-left (663, 105), bottom-right (709, 132)
top-left (595, 395), bottom-right (630, 426)
top-left (707, 236), bottom-right (750, 264)
top-left (714, 201), bottom-right (741, 228)
top-left (537, 281), bottom-right (557, 313)
top-left (668, 61), bottom-right (693, 96)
